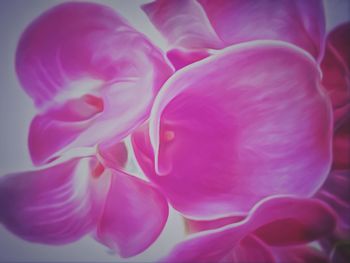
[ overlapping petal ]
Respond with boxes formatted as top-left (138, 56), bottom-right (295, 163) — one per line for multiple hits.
top-left (17, 2), bottom-right (172, 165)
top-left (317, 169), bottom-right (350, 237)
top-left (160, 197), bottom-right (336, 263)
top-left (95, 169), bottom-right (169, 257)
top-left (132, 41), bottom-right (332, 218)
top-left (0, 158), bottom-right (97, 244)
top-left (321, 22), bottom-right (350, 127)
top-left (143, 0), bottom-right (325, 61)
top-left (0, 143), bottom-right (168, 257)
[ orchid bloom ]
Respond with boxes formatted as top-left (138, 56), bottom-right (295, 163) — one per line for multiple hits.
top-left (1, 0), bottom-right (350, 262)
top-left (16, 2), bottom-right (172, 165)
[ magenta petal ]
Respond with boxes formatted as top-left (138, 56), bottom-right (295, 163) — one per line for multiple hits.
top-left (17, 2), bottom-right (172, 164)
top-left (321, 24), bottom-right (350, 126)
top-left (142, 0), bottom-right (223, 50)
top-left (29, 95), bottom-right (103, 165)
top-left (0, 158), bottom-right (96, 244)
top-left (161, 197), bottom-right (336, 263)
top-left (198, 0), bottom-right (325, 59)
top-left (95, 169), bottom-right (168, 258)
top-left (143, 0), bottom-right (325, 59)
top-left (133, 41), bottom-right (332, 218)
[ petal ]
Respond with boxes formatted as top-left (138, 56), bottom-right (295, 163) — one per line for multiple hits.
top-left (17, 2), bottom-right (172, 164)
top-left (95, 169), bottom-right (169, 258)
top-left (29, 95), bottom-right (103, 165)
top-left (0, 158), bottom-right (97, 244)
top-left (321, 23), bottom-right (350, 126)
top-left (198, 0), bottom-right (325, 59)
top-left (327, 23), bottom-right (350, 70)
top-left (142, 0), bottom-right (223, 50)
top-left (143, 0), bottom-right (325, 59)
top-left (133, 41), bottom-right (332, 218)
top-left (161, 197), bottom-right (336, 263)
top-left (96, 141), bottom-right (128, 170)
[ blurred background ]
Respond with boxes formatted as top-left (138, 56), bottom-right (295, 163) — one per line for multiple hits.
top-left (0, 0), bottom-right (349, 262)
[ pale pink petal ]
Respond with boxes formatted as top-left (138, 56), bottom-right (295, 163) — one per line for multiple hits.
top-left (133, 41), bottom-right (332, 218)
top-left (17, 2), bottom-right (172, 164)
top-left (143, 0), bottom-right (325, 59)
top-left (95, 169), bottom-right (168, 258)
top-left (161, 197), bottom-right (336, 263)
top-left (0, 158), bottom-right (97, 244)
top-left (142, 0), bottom-right (223, 50)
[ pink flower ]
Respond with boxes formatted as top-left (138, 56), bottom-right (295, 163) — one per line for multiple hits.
top-left (1, 0), bottom-right (349, 262)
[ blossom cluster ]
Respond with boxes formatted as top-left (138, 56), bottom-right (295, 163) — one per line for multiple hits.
top-left (0, 1), bottom-right (349, 262)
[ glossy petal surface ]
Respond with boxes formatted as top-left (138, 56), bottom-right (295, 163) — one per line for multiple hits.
top-left (95, 169), bottom-right (169, 257)
top-left (143, 0), bottom-right (325, 59)
top-left (17, 2), bottom-right (172, 164)
top-left (161, 197), bottom-right (336, 263)
top-left (133, 41), bottom-right (332, 218)
top-left (0, 158), bottom-right (96, 244)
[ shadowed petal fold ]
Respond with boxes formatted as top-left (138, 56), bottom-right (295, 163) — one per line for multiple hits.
top-left (133, 41), bottom-right (332, 218)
